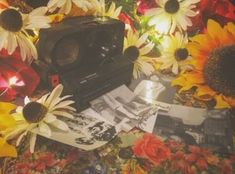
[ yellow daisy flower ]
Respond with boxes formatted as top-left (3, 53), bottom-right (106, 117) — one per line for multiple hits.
top-left (145, 0), bottom-right (200, 34)
top-left (0, 6), bottom-right (51, 61)
top-left (2, 84), bottom-right (76, 153)
top-left (172, 20), bottom-right (235, 108)
top-left (156, 32), bottom-right (191, 74)
top-left (124, 30), bottom-right (155, 79)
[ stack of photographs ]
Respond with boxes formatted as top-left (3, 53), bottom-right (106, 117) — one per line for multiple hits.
top-left (32, 109), bottom-right (118, 151)
top-left (90, 85), bottom-right (158, 132)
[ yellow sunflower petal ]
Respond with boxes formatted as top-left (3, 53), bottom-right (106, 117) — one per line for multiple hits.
top-left (172, 76), bottom-right (195, 92)
top-left (207, 19), bottom-right (223, 41)
top-left (0, 137), bottom-right (17, 157)
top-left (225, 22), bottom-right (235, 38)
top-left (0, 114), bottom-right (16, 130)
top-left (0, 102), bottom-right (16, 114)
top-left (172, 76), bottom-right (187, 87)
top-left (196, 85), bottom-right (216, 97)
top-left (214, 95), bottom-right (230, 109)
top-left (224, 97), bottom-right (235, 108)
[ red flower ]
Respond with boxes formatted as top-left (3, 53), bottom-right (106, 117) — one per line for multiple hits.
top-left (229, 154), bottom-right (235, 164)
top-left (0, 55), bottom-right (40, 101)
top-left (219, 159), bottom-right (233, 174)
top-left (119, 12), bottom-right (135, 30)
top-left (132, 133), bottom-right (170, 165)
top-left (166, 139), bottom-right (185, 152)
top-left (137, 0), bottom-right (157, 15)
top-left (190, 0), bottom-right (235, 33)
top-left (171, 151), bottom-right (197, 174)
top-left (186, 145), bottom-right (219, 170)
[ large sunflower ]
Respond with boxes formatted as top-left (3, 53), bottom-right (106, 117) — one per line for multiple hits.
top-left (145, 0), bottom-right (200, 34)
top-left (172, 20), bottom-right (235, 108)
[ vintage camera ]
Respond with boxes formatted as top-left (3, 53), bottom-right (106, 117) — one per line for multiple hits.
top-left (35, 16), bottom-right (134, 111)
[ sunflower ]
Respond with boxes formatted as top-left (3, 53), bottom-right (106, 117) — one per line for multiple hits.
top-left (95, 0), bottom-right (122, 19)
top-left (47, 0), bottom-right (99, 15)
top-left (0, 6), bottom-right (51, 62)
top-left (124, 30), bottom-right (155, 79)
top-left (2, 84), bottom-right (76, 153)
top-left (172, 20), bottom-right (235, 108)
top-left (0, 102), bottom-right (17, 157)
top-left (145, 0), bottom-right (200, 34)
top-left (156, 32), bottom-right (191, 74)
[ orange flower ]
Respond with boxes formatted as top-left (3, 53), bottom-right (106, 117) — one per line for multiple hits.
top-left (172, 19), bottom-right (235, 108)
top-left (186, 145), bottom-right (219, 170)
top-left (132, 133), bottom-right (170, 165)
top-left (171, 151), bottom-right (197, 174)
top-left (121, 159), bottom-right (147, 174)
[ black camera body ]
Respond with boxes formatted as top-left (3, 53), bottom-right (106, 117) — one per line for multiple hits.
top-left (35, 16), bottom-right (133, 110)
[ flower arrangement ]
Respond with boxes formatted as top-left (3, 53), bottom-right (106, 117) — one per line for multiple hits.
top-left (0, 0), bottom-right (234, 173)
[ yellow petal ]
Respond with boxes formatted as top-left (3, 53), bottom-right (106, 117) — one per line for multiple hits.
top-left (0, 102), bottom-right (16, 114)
top-left (0, 138), bottom-right (17, 157)
top-left (196, 85), bottom-right (216, 97)
top-left (0, 114), bottom-right (16, 130)
top-left (172, 76), bottom-right (187, 87)
top-left (207, 20), bottom-right (223, 40)
top-left (49, 14), bottom-right (64, 23)
top-left (225, 22), bottom-right (235, 38)
top-left (224, 96), bottom-right (235, 108)
top-left (214, 95), bottom-right (230, 109)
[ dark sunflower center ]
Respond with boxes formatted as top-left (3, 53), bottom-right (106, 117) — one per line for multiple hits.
top-left (23, 102), bottom-right (48, 123)
top-left (164, 0), bottom-right (180, 14)
top-left (203, 44), bottom-right (235, 97)
top-left (0, 9), bottom-right (23, 32)
top-left (175, 48), bottom-right (189, 61)
top-left (124, 46), bottom-right (140, 61)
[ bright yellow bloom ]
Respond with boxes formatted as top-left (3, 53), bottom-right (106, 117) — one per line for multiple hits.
top-left (0, 102), bottom-right (16, 130)
top-left (172, 20), bottom-right (235, 108)
top-left (0, 102), bottom-right (17, 157)
top-left (0, 137), bottom-right (17, 157)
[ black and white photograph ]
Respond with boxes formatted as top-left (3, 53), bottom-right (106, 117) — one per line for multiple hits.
top-left (90, 85), bottom-right (156, 132)
top-left (152, 104), bottom-right (234, 153)
top-left (31, 108), bottom-right (118, 151)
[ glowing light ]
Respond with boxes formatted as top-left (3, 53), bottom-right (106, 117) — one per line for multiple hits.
top-left (9, 76), bottom-right (24, 87)
top-left (154, 20), bottom-right (171, 34)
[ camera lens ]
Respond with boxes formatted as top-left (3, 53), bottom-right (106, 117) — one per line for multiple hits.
top-left (53, 37), bottom-right (80, 66)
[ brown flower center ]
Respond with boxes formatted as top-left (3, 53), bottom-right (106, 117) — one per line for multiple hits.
top-left (175, 48), bottom-right (189, 61)
top-left (203, 44), bottom-right (235, 97)
top-left (23, 102), bottom-right (48, 123)
top-left (124, 46), bottom-right (140, 61)
top-left (0, 8), bottom-right (23, 32)
top-left (164, 0), bottom-right (180, 14)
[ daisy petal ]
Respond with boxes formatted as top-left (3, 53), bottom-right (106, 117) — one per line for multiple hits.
top-left (39, 122), bottom-right (51, 137)
top-left (45, 84), bottom-right (63, 107)
top-left (50, 119), bottom-right (69, 131)
top-left (29, 133), bottom-right (37, 153)
top-left (52, 110), bottom-right (74, 119)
